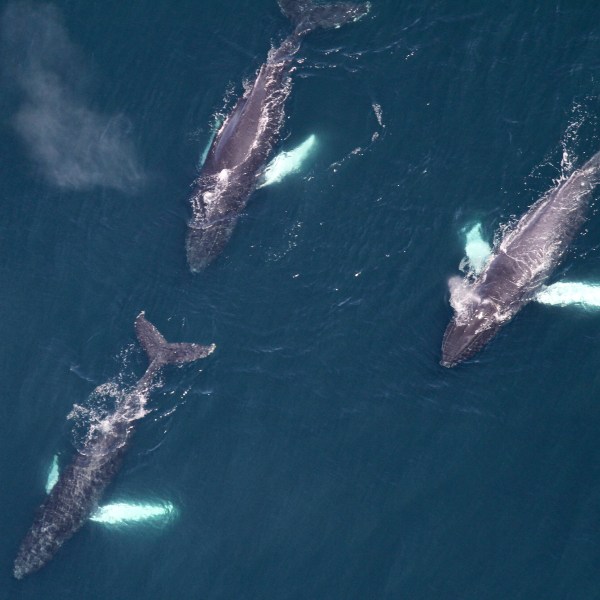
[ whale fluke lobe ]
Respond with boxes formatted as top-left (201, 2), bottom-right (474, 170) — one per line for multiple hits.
top-left (135, 312), bottom-right (216, 368)
top-left (278, 0), bottom-right (371, 33)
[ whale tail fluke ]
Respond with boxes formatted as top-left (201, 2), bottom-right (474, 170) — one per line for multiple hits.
top-left (135, 312), bottom-right (216, 368)
top-left (279, 0), bottom-right (370, 35)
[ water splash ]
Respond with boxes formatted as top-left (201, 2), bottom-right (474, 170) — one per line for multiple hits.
top-left (90, 501), bottom-right (177, 526)
top-left (258, 134), bottom-right (317, 188)
top-left (45, 455), bottom-right (59, 494)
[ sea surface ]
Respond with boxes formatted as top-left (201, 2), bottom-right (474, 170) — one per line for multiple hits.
top-left (2, 1), bottom-right (600, 598)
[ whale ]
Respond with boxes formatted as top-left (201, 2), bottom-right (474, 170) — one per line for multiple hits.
top-left (441, 150), bottom-right (600, 367)
top-left (13, 313), bottom-right (215, 579)
top-left (186, 0), bottom-right (370, 272)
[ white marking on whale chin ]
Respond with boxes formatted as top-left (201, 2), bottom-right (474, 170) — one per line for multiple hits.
top-left (258, 134), bottom-right (317, 188)
top-left (90, 501), bottom-right (177, 526)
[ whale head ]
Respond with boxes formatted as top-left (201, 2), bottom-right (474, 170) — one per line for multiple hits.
top-left (186, 218), bottom-right (236, 273)
top-left (440, 277), bottom-right (504, 367)
top-left (440, 307), bottom-right (501, 367)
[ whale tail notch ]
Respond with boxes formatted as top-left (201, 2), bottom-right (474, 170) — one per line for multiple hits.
top-left (278, 0), bottom-right (370, 35)
top-left (135, 312), bottom-right (216, 368)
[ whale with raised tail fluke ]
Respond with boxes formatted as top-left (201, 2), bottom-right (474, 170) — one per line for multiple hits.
top-left (186, 0), bottom-right (370, 272)
top-left (13, 313), bottom-right (215, 580)
top-left (441, 150), bottom-right (600, 367)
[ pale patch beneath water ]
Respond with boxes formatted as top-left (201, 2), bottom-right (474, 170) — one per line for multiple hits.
top-left (535, 282), bottom-right (600, 308)
top-left (460, 223), bottom-right (492, 276)
top-left (258, 134), bottom-right (317, 188)
top-left (90, 501), bottom-right (177, 526)
top-left (45, 455), bottom-right (59, 494)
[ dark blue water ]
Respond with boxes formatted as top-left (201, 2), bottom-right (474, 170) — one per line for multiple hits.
top-left (3, 0), bottom-right (600, 598)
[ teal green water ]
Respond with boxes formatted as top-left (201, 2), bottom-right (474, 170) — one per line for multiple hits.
top-left (3, 0), bottom-right (600, 598)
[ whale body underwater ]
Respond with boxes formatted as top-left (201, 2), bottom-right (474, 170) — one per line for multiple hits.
top-left (185, 0), bottom-right (370, 272)
top-left (441, 150), bottom-right (600, 367)
top-left (13, 313), bottom-right (215, 579)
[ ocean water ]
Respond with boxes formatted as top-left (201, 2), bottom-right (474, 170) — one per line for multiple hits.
top-left (3, 0), bottom-right (600, 598)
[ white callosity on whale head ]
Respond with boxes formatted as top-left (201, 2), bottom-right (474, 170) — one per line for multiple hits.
top-left (258, 134), bottom-right (317, 188)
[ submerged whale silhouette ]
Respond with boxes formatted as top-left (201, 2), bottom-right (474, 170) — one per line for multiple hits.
top-left (13, 313), bottom-right (215, 579)
top-left (441, 150), bottom-right (600, 367)
top-left (186, 0), bottom-right (370, 272)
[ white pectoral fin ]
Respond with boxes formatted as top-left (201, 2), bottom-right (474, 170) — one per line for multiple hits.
top-left (460, 223), bottom-right (492, 276)
top-left (45, 455), bottom-right (59, 494)
top-left (258, 134), bottom-right (318, 188)
top-left (535, 282), bottom-right (600, 308)
top-left (89, 500), bottom-right (177, 526)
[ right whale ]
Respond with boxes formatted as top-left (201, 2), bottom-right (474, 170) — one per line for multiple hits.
top-left (441, 150), bottom-right (600, 368)
top-left (186, 0), bottom-right (370, 272)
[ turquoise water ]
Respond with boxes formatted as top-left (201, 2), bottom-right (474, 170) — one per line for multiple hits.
top-left (3, 0), bottom-right (600, 598)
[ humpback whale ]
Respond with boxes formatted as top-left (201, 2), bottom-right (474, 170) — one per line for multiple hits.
top-left (441, 150), bottom-right (600, 367)
top-left (13, 313), bottom-right (215, 579)
top-left (186, 0), bottom-right (370, 272)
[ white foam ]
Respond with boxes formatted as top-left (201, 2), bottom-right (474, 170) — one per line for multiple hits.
top-left (258, 134), bottom-right (317, 188)
top-left (45, 455), bottom-right (59, 494)
top-left (90, 501), bottom-right (177, 525)
top-left (535, 282), bottom-right (600, 308)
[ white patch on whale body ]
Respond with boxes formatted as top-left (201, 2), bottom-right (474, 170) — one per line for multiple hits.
top-left (258, 134), bottom-right (317, 188)
top-left (460, 223), bottom-right (492, 276)
top-left (90, 501), bottom-right (177, 526)
top-left (45, 455), bottom-right (59, 494)
top-left (535, 282), bottom-right (600, 308)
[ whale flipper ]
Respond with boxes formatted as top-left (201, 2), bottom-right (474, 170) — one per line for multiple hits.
top-left (460, 223), bottom-right (492, 276)
top-left (278, 0), bottom-right (370, 34)
top-left (535, 281), bottom-right (600, 307)
top-left (135, 312), bottom-right (216, 368)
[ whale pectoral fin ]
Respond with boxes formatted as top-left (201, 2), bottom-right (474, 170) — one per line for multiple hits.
top-left (258, 134), bottom-right (317, 188)
top-left (462, 223), bottom-right (492, 276)
top-left (89, 500), bottom-right (177, 526)
top-left (45, 455), bottom-right (59, 494)
top-left (535, 281), bottom-right (600, 308)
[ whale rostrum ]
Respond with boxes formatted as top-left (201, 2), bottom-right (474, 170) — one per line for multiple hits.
top-left (13, 312), bottom-right (215, 579)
